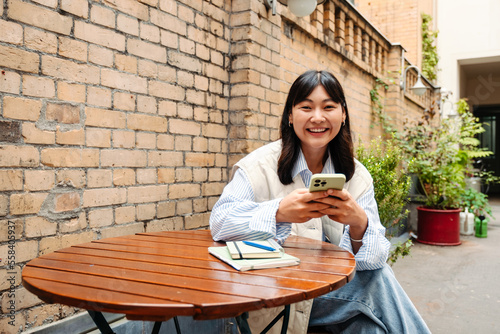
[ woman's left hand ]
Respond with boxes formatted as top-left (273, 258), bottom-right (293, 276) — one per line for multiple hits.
top-left (314, 189), bottom-right (368, 239)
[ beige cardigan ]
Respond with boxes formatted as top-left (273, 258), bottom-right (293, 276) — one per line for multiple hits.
top-left (233, 140), bottom-right (373, 334)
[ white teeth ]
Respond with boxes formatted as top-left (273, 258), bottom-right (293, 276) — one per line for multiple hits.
top-left (309, 128), bottom-right (326, 133)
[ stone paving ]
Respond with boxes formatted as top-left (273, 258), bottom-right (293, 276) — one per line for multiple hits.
top-left (391, 197), bottom-right (500, 334)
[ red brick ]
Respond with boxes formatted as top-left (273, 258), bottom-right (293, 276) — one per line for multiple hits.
top-left (54, 192), bottom-right (81, 212)
top-left (46, 102), bottom-right (80, 124)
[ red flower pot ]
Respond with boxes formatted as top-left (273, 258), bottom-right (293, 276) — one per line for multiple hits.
top-left (417, 206), bottom-right (461, 246)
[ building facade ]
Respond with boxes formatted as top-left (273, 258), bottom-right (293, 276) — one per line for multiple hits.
top-left (0, 0), bottom-right (435, 331)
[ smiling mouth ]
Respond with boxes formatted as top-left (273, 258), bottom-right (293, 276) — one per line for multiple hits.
top-left (308, 128), bottom-right (328, 133)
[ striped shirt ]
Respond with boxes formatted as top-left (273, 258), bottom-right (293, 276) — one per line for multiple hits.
top-left (210, 150), bottom-right (390, 271)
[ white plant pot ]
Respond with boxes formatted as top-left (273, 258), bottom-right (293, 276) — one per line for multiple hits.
top-left (460, 211), bottom-right (475, 235)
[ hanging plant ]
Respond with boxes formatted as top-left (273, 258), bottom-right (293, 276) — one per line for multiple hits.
top-left (421, 13), bottom-right (439, 82)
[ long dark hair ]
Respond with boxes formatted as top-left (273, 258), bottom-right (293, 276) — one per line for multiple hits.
top-left (277, 70), bottom-right (354, 184)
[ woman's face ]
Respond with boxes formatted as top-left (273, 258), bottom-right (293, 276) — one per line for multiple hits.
top-left (289, 84), bottom-right (345, 156)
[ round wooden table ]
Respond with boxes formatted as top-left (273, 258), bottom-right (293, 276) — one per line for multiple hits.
top-left (22, 230), bottom-right (355, 332)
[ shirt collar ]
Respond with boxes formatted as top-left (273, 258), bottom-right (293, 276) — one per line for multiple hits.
top-left (291, 148), bottom-right (335, 180)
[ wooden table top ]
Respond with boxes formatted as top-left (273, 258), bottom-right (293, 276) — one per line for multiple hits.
top-left (22, 230), bottom-right (356, 322)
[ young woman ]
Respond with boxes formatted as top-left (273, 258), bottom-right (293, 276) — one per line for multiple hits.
top-left (210, 70), bottom-right (430, 334)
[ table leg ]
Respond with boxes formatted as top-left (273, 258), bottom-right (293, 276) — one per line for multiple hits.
top-left (152, 321), bottom-right (162, 334)
top-left (236, 305), bottom-right (291, 334)
top-left (88, 310), bottom-right (116, 334)
top-left (235, 312), bottom-right (252, 334)
top-left (151, 317), bottom-right (181, 334)
top-left (280, 305), bottom-right (290, 334)
top-left (174, 316), bottom-right (182, 334)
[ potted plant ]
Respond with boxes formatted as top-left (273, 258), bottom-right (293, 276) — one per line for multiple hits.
top-left (397, 99), bottom-right (495, 245)
top-left (357, 137), bottom-right (413, 264)
top-left (399, 111), bottom-right (465, 245)
top-left (459, 188), bottom-right (492, 238)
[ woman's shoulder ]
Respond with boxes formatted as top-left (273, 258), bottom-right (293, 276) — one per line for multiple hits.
top-left (353, 159), bottom-right (372, 180)
top-left (237, 140), bottom-right (282, 169)
top-left (345, 159), bottom-right (373, 199)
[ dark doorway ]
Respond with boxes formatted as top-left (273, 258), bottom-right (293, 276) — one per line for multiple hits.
top-left (474, 105), bottom-right (500, 194)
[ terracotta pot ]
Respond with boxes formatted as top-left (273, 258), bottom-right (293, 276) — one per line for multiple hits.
top-left (417, 206), bottom-right (461, 246)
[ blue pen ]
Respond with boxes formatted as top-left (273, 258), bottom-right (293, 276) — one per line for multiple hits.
top-left (242, 240), bottom-right (276, 252)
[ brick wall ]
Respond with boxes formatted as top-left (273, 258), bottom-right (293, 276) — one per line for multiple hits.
top-left (0, 0), bottom-right (435, 331)
top-left (355, 0), bottom-right (436, 70)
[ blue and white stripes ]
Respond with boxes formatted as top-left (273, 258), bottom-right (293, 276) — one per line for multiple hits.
top-left (209, 151), bottom-right (390, 271)
top-left (210, 169), bottom-right (292, 243)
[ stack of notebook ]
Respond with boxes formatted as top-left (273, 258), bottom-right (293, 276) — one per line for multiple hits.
top-left (208, 239), bottom-right (300, 271)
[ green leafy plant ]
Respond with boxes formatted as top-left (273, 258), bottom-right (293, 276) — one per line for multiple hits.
top-left (357, 137), bottom-right (413, 264)
top-left (460, 188), bottom-right (493, 219)
top-left (456, 99), bottom-right (493, 166)
top-left (421, 13), bottom-right (439, 82)
top-left (387, 240), bottom-right (413, 266)
top-left (370, 77), bottom-right (397, 134)
top-left (399, 111), bottom-right (465, 209)
top-left (454, 99), bottom-right (500, 188)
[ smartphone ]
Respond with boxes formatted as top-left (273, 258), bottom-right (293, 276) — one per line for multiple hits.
top-left (309, 173), bottom-right (346, 192)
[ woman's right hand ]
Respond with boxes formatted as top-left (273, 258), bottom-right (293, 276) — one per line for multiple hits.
top-left (275, 189), bottom-right (331, 223)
